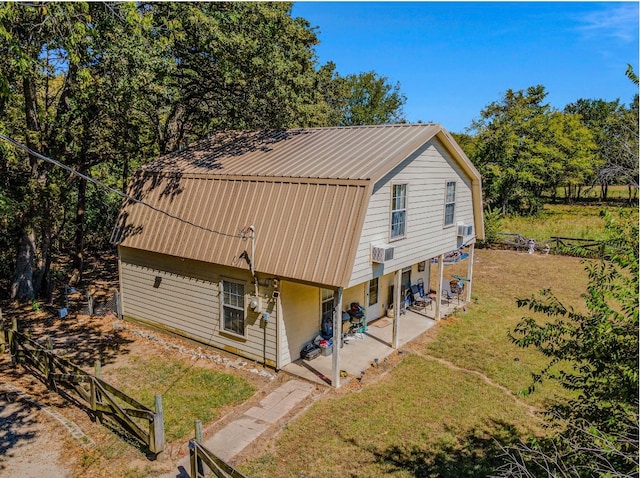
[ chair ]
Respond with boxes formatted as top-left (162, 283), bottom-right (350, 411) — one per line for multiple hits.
top-left (441, 281), bottom-right (455, 305)
top-left (409, 284), bottom-right (432, 312)
top-left (449, 279), bottom-right (464, 304)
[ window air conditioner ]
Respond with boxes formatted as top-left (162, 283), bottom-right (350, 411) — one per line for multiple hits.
top-left (457, 223), bottom-right (473, 237)
top-left (371, 244), bottom-right (395, 263)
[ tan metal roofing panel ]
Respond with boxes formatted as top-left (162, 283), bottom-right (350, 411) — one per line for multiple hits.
top-left (142, 124), bottom-right (442, 180)
top-left (115, 175), bottom-right (369, 287)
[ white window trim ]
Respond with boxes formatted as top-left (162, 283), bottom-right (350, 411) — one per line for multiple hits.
top-left (220, 279), bottom-right (247, 338)
top-left (444, 180), bottom-right (456, 227)
top-left (390, 183), bottom-right (408, 242)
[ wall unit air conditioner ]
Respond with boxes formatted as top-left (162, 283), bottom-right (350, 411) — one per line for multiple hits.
top-left (371, 244), bottom-right (395, 263)
top-left (457, 223), bottom-right (473, 237)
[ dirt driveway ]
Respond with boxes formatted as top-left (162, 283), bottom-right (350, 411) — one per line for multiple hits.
top-left (0, 380), bottom-right (72, 477)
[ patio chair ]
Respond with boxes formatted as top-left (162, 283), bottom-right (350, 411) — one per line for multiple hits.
top-left (448, 279), bottom-right (464, 304)
top-left (441, 281), bottom-right (455, 305)
top-left (409, 284), bottom-right (432, 312)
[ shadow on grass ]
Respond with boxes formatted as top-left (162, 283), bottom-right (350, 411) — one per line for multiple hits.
top-left (371, 420), bottom-right (521, 478)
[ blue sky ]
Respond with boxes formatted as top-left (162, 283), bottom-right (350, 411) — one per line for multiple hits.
top-left (292, 2), bottom-right (639, 132)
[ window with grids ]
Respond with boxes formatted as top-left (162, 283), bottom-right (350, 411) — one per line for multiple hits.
top-left (444, 181), bottom-right (456, 226)
top-left (368, 278), bottom-right (379, 306)
top-left (391, 184), bottom-right (407, 239)
top-left (321, 289), bottom-right (334, 322)
top-left (222, 280), bottom-right (245, 335)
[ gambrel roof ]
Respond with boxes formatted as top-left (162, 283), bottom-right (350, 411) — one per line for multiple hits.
top-left (112, 124), bottom-right (483, 288)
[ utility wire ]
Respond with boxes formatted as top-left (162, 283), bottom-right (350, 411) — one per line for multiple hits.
top-left (0, 134), bottom-right (242, 239)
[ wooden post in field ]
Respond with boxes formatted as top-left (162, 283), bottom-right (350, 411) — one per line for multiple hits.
top-left (149, 394), bottom-right (165, 459)
top-left (94, 359), bottom-right (101, 378)
top-left (0, 309), bottom-right (5, 353)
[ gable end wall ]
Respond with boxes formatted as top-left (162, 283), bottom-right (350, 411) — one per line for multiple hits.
top-left (349, 137), bottom-right (475, 287)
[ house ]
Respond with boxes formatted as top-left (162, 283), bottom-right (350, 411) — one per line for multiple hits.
top-left (111, 124), bottom-right (483, 387)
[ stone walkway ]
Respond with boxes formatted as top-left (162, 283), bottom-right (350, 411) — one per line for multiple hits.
top-left (161, 379), bottom-right (316, 477)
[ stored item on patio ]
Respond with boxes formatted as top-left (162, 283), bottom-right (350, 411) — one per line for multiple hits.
top-left (320, 314), bottom-right (333, 340)
top-left (345, 303), bottom-right (367, 337)
top-left (301, 342), bottom-right (321, 360)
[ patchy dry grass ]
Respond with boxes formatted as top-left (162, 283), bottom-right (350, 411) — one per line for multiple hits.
top-left (240, 248), bottom-right (591, 476)
top-left (242, 354), bottom-right (542, 477)
top-left (500, 203), bottom-right (637, 241)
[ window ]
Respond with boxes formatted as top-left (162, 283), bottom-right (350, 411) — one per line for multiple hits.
top-left (222, 280), bottom-right (245, 335)
top-left (444, 181), bottom-right (456, 226)
top-left (321, 289), bottom-right (334, 322)
top-left (368, 278), bottom-right (379, 306)
top-left (391, 184), bottom-right (407, 239)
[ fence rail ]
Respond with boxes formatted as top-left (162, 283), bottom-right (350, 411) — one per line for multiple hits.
top-left (189, 420), bottom-right (248, 478)
top-left (2, 316), bottom-right (164, 457)
top-left (494, 232), bottom-right (604, 258)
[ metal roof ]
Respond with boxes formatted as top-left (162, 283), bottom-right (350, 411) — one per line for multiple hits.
top-left (141, 124), bottom-right (441, 181)
top-left (114, 124), bottom-right (483, 287)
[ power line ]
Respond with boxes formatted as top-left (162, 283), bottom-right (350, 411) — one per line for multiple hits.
top-left (0, 134), bottom-right (242, 239)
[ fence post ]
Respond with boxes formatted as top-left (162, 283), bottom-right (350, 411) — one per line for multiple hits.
top-left (94, 359), bottom-right (101, 379)
top-left (47, 336), bottom-right (57, 391)
top-left (194, 420), bottom-right (204, 477)
top-left (88, 294), bottom-right (94, 316)
top-left (116, 291), bottom-right (122, 319)
top-left (9, 317), bottom-right (17, 365)
top-left (149, 394), bottom-right (165, 459)
top-left (0, 309), bottom-right (5, 353)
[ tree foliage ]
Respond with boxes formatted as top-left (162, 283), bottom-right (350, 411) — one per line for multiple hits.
top-left (565, 96), bottom-right (639, 200)
top-left (470, 85), bottom-right (596, 215)
top-left (0, 2), bottom-right (408, 302)
top-left (503, 211), bottom-right (639, 476)
top-left (336, 71), bottom-right (406, 126)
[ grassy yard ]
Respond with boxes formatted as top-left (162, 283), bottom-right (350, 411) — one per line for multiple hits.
top-left (240, 248), bottom-right (593, 477)
top-left (499, 203), bottom-right (637, 241)
top-left (107, 356), bottom-right (256, 442)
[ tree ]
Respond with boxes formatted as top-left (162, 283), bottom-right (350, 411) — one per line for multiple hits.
top-left (565, 96), bottom-right (638, 201)
top-left (337, 71), bottom-right (406, 126)
top-left (501, 211), bottom-right (639, 476)
top-left (470, 85), bottom-right (595, 215)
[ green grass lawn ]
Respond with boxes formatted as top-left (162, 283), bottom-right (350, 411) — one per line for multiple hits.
top-left (107, 356), bottom-right (255, 442)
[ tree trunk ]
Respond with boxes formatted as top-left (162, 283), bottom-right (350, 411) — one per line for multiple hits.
top-left (11, 230), bottom-right (36, 302)
top-left (70, 175), bottom-right (87, 286)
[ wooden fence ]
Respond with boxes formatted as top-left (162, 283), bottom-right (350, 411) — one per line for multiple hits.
top-left (494, 233), bottom-right (604, 258)
top-left (189, 420), bottom-right (248, 478)
top-left (1, 316), bottom-right (164, 457)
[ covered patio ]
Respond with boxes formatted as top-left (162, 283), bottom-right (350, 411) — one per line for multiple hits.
top-left (283, 297), bottom-right (464, 387)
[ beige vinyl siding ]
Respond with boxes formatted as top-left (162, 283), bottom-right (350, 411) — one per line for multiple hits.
top-left (119, 246), bottom-right (278, 366)
top-left (349, 137), bottom-right (475, 287)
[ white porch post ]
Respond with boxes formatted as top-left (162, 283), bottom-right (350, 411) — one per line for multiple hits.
top-left (331, 287), bottom-right (343, 388)
top-left (392, 270), bottom-right (400, 349)
top-left (275, 293), bottom-right (282, 370)
top-left (436, 254), bottom-right (444, 320)
top-left (466, 243), bottom-right (475, 303)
